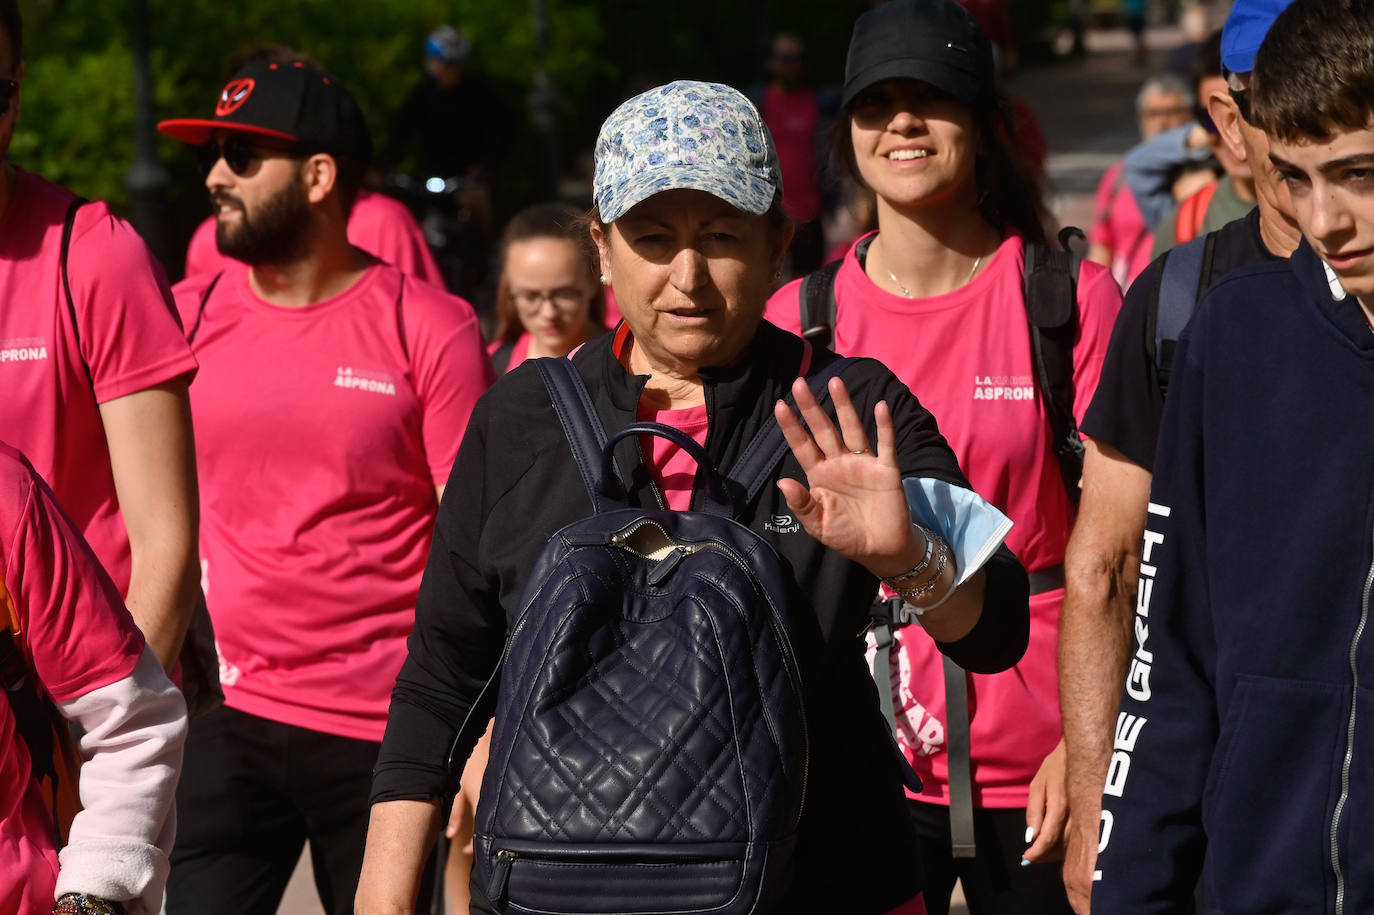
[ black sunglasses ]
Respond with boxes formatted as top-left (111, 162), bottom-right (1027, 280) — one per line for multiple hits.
top-left (197, 136), bottom-right (300, 176)
top-left (1194, 103), bottom-right (1218, 135)
top-left (0, 79), bottom-right (17, 117)
top-left (1230, 85), bottom-right (1252, 124)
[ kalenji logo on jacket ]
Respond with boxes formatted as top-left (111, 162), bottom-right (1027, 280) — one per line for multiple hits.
top-left (972, 374), bottom-right (1035, 402)
top-left (0, 337), bottom-right (49, 363)
top-left (764, 513), bottom-right (801, 534)
top-left (333, 366), bottom-right (397, 396)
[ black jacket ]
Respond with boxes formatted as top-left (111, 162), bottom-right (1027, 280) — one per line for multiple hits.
top-left (374, 321), bottom-right (1029, 911)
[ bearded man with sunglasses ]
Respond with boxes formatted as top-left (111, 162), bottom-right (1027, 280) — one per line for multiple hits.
top-left (0, 4), bottom-right (200, 678)
top-left (157, 60), bottom-right (492, 915)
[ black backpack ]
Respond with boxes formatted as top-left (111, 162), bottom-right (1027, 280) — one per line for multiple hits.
top-left (466, 355), bottom-right (853, 915)
top-left (799, 231), bottom-right (1086, 505)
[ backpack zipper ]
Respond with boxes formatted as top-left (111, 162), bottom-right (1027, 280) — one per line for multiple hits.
top-left (1331, 525), bottom-right (1374, 915)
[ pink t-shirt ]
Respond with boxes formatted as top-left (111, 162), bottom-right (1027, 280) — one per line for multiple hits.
top-left (488, 334), bottom-right (531, 373)
top-left (636, 404), bottom-right (710, 512)
top-left (0, 169), bottom-right (199, 595)
top-left (184, 189), bottom-right (445, 289)
top-left (766, 231), bottom-right (1122, 807)
top-left (172, 263), bottom-right (493, 741)
top-left (1089, 160), bottom-right (1153, 290)
top-left (759, 86), bottom-right (823, 224)
top-left (0, 443), bottom-right (145, 915)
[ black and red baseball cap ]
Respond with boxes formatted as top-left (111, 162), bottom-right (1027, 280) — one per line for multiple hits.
top-left (158, 59), bottom-right (372, 164)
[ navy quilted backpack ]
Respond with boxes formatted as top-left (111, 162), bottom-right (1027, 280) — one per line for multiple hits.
top-left (467, 356), bottom-right (851, 915)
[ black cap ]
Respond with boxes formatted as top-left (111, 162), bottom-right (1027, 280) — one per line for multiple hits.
top-left (842, 0), bottom-right (995, 109)
top-left (158, 59), bottom-right (372, 165)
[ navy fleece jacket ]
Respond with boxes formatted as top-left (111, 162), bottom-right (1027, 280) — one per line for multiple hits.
top-left (1093, 240), bottom-right (1374, 914)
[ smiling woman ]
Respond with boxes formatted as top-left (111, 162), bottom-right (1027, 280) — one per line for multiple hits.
top-left (356, 79), bottom-right (1030, 915)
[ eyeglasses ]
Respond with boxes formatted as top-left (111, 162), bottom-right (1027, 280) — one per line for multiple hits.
top-left (0, 79), bottom-right (17, 117)
top-left (1230, 86), bottom-right (1252, 124)
top-left (512, 288), bottom-right (586, 312)
top-left (197, 136), bottom-right (298, 176)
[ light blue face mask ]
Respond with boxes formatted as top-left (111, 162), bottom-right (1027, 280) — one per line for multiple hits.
top-left (902, 477), bottom-right (1014, 593)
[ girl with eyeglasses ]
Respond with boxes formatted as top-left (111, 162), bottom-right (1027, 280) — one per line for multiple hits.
top-left (488, 203), bottom-right (607, 373)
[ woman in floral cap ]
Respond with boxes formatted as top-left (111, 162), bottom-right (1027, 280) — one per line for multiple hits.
top-left (356, 79), bottom-right (1029, 915)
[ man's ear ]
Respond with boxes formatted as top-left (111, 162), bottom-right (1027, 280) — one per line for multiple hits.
top-left (301, 153), bottom-right (339, 206)
top-left (1210, 90), bottom-right (1247, 165)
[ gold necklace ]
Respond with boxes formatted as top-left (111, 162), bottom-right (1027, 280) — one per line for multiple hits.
top-left (885, 252), bottom-right (983, 298)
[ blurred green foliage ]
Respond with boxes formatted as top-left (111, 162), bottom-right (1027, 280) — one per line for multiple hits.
top-left (10, 0), bottom-right (867, 269)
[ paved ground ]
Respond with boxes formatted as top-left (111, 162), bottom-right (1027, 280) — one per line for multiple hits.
top-left (271, 15), bottom-right (1203, 915)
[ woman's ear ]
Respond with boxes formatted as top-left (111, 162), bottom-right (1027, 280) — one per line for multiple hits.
top-left (589, 220), bottom-right (612, 285)
top-left (769, 219), bottom-right (796, 279)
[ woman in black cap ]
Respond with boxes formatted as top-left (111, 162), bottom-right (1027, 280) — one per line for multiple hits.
top-left (766, 1), bottom-right (1123, 912)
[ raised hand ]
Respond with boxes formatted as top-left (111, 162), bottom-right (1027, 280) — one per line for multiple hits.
top-left (773, 375), bottom-right (918, 578)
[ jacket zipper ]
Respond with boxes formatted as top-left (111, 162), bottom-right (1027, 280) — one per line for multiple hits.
top-left (1331, 524), bottom-right (1374, 915)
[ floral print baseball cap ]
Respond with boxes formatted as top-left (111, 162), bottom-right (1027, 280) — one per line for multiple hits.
top-left (593, 80), bottom-right (781, 222)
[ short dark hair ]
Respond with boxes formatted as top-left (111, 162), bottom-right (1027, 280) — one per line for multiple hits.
top-left (0, 0), bottom-right (21, 67)
top-left (1250, 0), bottom-right (1374, 142)
top-left (496, 203), bottom-right (607, 345)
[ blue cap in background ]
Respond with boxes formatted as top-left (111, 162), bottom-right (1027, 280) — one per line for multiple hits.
top-left (1221, 0), bottom-right (1296, 73)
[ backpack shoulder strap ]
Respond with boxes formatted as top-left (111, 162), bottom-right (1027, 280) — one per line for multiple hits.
top-left (797, 259), bottom-right (842, 350)
top-left (490, 341), bottom-right (516, 376)
top-left (1150, 234), bottom-right (1208, 399)
top-left (185, 271), bottom-right (224, 346)
top-left (59, 198), bottom-right (93, 391)
top-left (1023, 237), bottom-right (1085, 504)
top-left (536, 357), bottom-right (614, 514)
top-left (728, 355), bottom-right (858, 509)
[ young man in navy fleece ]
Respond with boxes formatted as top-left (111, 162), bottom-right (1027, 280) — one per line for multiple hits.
top-left (1091, 0), bottom-right (1374, 910)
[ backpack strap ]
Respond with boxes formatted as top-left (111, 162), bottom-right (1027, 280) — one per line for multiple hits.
top-left (1148, 234), bottom-right (1209, 400)
top-left (727, 355), bottom-right (857, 509)
top-left (1023, 236), bottom-right (1085, 505)
top-left (490, 340), bottom-right (516, 376)
top-left (185, 271), bottom-right (224, 346)
top-left (59, 198), bottom-right (94, 392)
top-left (537, 357), bottom-right (615, 514)
top-left (797, 259), bottom-right (842, 350)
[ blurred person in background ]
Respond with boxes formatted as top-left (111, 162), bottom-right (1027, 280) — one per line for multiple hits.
top-left (488, 202), bottom-right (607, 374)
top-left (766, 1), bottom-right (1121, 911)
top-left (1086, 72), bottom-right (1193, 288)
top-left (754, 33), bottom-right (834, 278)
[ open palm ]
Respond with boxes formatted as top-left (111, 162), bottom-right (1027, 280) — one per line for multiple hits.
top-left (774, 376), bottom-right (916, 577)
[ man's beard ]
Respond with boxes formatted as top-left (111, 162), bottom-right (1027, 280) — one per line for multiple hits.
top-left (215, 175), bottom-right (311, 266)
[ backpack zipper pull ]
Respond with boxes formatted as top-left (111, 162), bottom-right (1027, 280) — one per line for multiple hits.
top-left (490, 849), bottom-right (517, 907)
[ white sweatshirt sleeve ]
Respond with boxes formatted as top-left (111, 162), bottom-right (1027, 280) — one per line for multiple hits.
top-left (52, 647), bottom-right (188, 915)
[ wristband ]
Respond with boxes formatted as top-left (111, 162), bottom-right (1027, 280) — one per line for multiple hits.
top-left (889, 536), bottom-right (951, 613)
top-left (53, 894), bottom-right (127, 915)
top-left (880, 524), bottom-right (936, 586)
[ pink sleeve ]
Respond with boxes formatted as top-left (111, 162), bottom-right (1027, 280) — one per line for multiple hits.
top-left (1088, 164), bottom-right (1121, 247)
top-left (405, 282), bottom-right (496, 485)
top-left (1070, 259), bottom-right (1125, 426)
top-left (763, 278), bottom-right (806, 335)
top-left (6, 456), bottom-right (144, 702)
top-left (66, 205), bottom-right (198, 403)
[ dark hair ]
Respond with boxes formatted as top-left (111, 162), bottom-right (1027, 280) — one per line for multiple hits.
top-left (495, 203), bottom-right (607, 345)
top-left (0, 0), bottom-right (20, 66)
top-left (1251, 0), bottom-right (1374, 142)
top-left (1191, 29), bottom-right (1223, 95)
top-left (829, 88), bottom-right (1049, 246)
